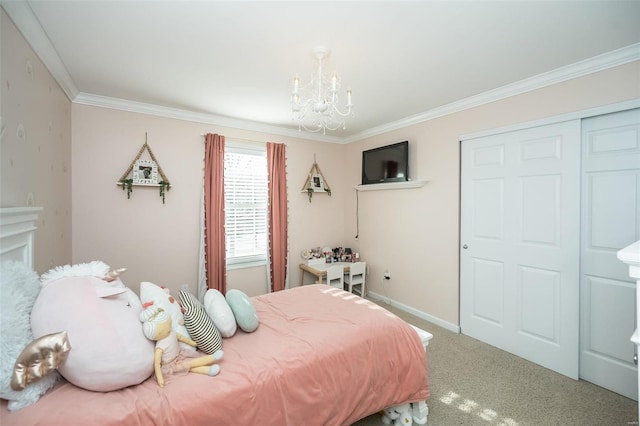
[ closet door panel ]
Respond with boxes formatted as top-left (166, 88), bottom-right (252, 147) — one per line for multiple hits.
top-left (580, 108), bottom-right (640, 400)
top-left (461, 119), bottom-right (580, 379)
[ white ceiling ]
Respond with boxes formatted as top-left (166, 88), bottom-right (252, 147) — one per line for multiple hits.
top-left (4, 1), bottom-right (640, 142)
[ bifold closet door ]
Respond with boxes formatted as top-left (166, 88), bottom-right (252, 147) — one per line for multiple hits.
top-left (460, 120), bottom-right (581, 379)
top-left (580, 108), bottom-right (640, 400)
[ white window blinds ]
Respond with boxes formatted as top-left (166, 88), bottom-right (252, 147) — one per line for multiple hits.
top-left (224, 144), bottom-right (268, 267)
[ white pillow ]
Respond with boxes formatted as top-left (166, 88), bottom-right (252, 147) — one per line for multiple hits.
top-left (139, 282), bottom-right (194, 350)
top-left (0, 261), bottom-right (60, 411)
top-left (204, 289), bottom-right (237, 338)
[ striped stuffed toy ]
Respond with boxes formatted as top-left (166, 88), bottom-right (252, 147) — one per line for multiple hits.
top-left (179, 290), bottom-right (223, 354)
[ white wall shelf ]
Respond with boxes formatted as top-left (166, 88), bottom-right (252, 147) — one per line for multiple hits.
top-left (355, 180), bottom-right (428, 191)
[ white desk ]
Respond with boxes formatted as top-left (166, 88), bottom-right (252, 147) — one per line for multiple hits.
top-left (299, 262), bottom-right (355, 285)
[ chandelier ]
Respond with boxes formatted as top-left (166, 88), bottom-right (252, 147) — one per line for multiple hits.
top-left (291, 46), bottom-right (353, 135)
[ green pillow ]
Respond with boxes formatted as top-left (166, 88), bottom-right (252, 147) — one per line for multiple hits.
top-left (225, 290), bottom-right (259, 333)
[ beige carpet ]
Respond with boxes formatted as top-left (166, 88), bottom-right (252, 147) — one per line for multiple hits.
top-left (352, 301), bottom-right (637, 426)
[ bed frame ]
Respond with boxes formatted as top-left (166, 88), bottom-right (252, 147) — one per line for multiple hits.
top-left (0, 207), bottom-right (430, 425)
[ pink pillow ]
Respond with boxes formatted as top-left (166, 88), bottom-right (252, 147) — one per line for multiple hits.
top-left (31, 272), bottom-right (154, 391)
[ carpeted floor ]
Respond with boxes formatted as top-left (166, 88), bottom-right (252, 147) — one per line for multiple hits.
top-left (352, 301), bottom-right (637, 426)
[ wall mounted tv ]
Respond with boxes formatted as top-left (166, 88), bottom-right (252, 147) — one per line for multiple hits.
top-left (361, 141), bottom-right (409, 185)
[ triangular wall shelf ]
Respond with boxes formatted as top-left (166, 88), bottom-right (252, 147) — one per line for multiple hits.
top-left (301, 159), bottom-right (331, 202)
top-left (116, 133), bottom-right (172, 203)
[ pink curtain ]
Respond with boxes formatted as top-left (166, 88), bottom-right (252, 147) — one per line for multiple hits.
top-left (267, 142), bottom-right (288, 292)
top-left (204, 133), bottom-right (226, 294)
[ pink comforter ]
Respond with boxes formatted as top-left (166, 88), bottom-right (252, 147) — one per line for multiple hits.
top-left (1, 285), bottom-right (429, 425)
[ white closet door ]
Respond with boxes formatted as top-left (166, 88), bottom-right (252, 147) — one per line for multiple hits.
top-left (461, 120), bottom-right (581, 379)
top-left (580, 108), bottom-right (640, 400)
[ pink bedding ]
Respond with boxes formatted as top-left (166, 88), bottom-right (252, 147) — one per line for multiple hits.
top-left (1, 285), bottom-right (429, 425)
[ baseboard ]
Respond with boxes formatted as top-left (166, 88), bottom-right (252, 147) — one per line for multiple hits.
top-left (368, 291), bottom-right (461, 334)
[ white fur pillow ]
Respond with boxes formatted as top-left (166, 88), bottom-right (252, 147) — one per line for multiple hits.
top-left (0, 261), bottom-right (60, 411)
top-left (204, 289), bottom-right (237, 338)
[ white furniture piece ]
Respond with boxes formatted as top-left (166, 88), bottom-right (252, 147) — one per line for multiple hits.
top-left (0, 207), bottom-right (42, 268)
top-left (299, 261), bottom-right (356, 285)
top-left (345, 261), bottom-right (366, 297)
top-left (618, 240), bottom-right (640, 423)
top-left (324, 264), bottom-right (344, 290)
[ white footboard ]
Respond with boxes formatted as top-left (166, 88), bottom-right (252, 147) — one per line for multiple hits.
top-left (382, 324), bottom-right (432, 425)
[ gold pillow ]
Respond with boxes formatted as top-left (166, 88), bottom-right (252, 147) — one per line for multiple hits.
top-left (11, 331), bottom-right (71, 391)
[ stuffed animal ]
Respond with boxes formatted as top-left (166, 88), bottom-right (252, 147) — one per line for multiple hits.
top-left (140, 304), bottom-right (223, 387)
top-left (140, 281), bottom-right (195, 351)
top-left (381, 403), bottom-right (413, 426)
top-left (31, 261), bottom-right (154, 392)
top-left (11, 331), bottom-right (71, 391)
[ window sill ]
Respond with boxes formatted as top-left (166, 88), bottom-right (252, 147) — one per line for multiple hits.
top-left (227, 259), bottom-right (267, 270)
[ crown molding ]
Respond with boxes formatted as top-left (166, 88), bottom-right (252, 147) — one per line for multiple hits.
top-left (342, 42), bottom-right (640, 144)
top-left (73, 93), bottom-right (344, 144)
top-left (76, 43), bottom-right (639, 145)
top-left (1, 1), bottom-right (78, 100)
top-left (459, 98), bottom-right (640, 141)
top-left (4, 0), bottom-right (638, 144)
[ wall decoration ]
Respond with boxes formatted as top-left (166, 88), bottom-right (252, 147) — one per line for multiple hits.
top-left (311, 173), bottom-right (325, 192)
top-left (301, 156), bottom-right (331, 202)
top-left (132, 159), bottom-right (159, 185)
top-left (117, 133), bottom-right (172, 203)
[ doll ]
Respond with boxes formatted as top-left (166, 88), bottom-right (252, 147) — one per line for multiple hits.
top-left (140, 304), bottom-right (223, 387)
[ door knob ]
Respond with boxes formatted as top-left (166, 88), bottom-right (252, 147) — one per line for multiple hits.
top-left (634, 354), bottom-right (638, 366)
top-left (462, 245), bottom-right (468, 249)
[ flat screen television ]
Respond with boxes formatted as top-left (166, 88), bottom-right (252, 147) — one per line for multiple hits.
top-left (361, 141), bottom-right (409, 185)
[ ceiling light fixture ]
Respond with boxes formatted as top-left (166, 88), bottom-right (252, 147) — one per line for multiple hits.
top-left (291, 46), bottom-right (353, 135)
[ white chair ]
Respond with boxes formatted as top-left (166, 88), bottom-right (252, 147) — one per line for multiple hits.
top-left (344, 262), bottom-right (366, 297)
top-left (324, 264), bottom-right (344, 290)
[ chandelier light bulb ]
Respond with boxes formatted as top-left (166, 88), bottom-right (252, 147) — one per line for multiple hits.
top-left (291, 46), bottom-right (354, 135)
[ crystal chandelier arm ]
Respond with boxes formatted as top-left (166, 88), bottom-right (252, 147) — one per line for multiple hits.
top-left (291, 46), bottom-right (353, 134)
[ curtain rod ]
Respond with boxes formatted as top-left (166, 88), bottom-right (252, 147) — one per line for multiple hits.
top-left (200, 134), bottom-right (287, 147)
top-left (200, 134), bottom-right (266, 145)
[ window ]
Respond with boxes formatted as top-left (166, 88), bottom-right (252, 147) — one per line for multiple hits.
top-left (224, 142), bottom-right (267, 268)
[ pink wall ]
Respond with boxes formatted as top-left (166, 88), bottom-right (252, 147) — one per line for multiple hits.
top-left (0, 10), bottom-right (72, 273)
top-left (71, 105), bottom-right (347, 297)
top-left (4, 5), bottom-right (640, 328)
top-left (345, 62), bottom-right (640, 327)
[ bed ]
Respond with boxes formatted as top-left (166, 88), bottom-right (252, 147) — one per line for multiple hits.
top-left (0, 207), bottom-right (429, 425)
